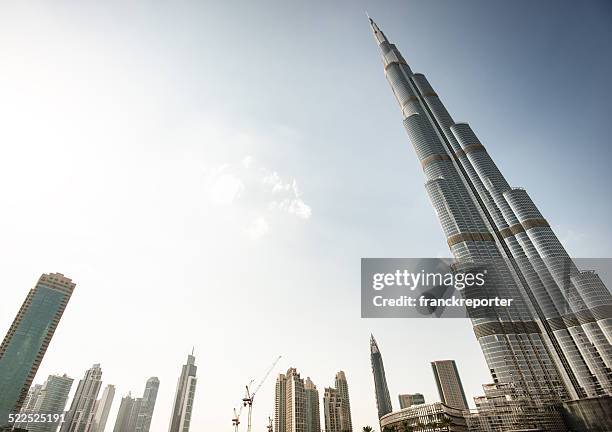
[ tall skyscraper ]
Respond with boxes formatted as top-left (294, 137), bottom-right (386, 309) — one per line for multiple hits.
top-left (19, 385), bottom-right (43, 415)
top-left (323, 372), bottom-right (353, 432)
top-left (334, 371), bottom-right (352, 432)
top-left (168, 352), bottom-right (197, 432)
top-left (135, 377), bottom-right (160, 432)
top-left (431, 360), bottom-right (469, 410)
top-left (369, 17), bottom-right (612, 429)
top-left (303, 378), bottom-right (320, 432)
top-left (275, 368), bottom-right (314, 432)
top-left (323, 388), bottom-right (341, 432)
top-left (398, 393), bottom-right (425, 409)
top-left (0, 273), bottom-right (76, 425)
top-left (61, 364), bottom-right (103, 432)
top-left (87, 385), bottom-right (115, 432)
top-left (113, 395), bottom-right (135, 432)
top-left (17, 374), bottom-right (74, 432)
top-left (274, 372), bottom-right (287, 432)
top-left (369, 335), bottom-right (392, 419)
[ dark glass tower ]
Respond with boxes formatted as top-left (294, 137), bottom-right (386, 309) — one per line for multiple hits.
top-left (369, 17), bottom-right (612, 428)
top-left (369, 335), bottom-right (392, 419)
top-left (0, 273), bottom-right (76, 426)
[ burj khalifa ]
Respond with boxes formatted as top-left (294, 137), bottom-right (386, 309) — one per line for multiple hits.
top-left (369, 17), bottom-right (611, 430)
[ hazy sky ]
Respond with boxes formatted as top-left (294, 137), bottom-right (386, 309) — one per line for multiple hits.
top-left (1, 1), bottom-right (611, 431)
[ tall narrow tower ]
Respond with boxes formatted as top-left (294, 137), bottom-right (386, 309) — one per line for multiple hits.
top-left (369, 335), bottom-right (392, 419)
top-left (17, 374), bottom-right (74, 432)
top-left (61, 364), bottom-right (103, 432)
top-left (431, 360), bottom-right (469, 410)
top-left (334, 371), bottom-right (352, 432)
top-left (168, 353), bottom-right (197, 432)
top-left (0, 273), bottom-right (76, 425)
top-left (88, 384), bottom-right (115, 432)
top-left (369, 16), bottom-right (612, 429)
top-left (135, 377), bottom-right (160, 432)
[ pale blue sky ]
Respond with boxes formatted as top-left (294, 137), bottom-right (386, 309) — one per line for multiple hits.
top-left (0, 1), bottom-right (610, 431)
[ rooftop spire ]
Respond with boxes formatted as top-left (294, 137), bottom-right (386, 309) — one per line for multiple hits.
top-left (368, 16), bottom-right (389, 45)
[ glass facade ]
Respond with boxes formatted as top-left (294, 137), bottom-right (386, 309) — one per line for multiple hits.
top-left (0, 273), bottom-right (75, 426)
top-left (370, 17), bottom-right (612, 430)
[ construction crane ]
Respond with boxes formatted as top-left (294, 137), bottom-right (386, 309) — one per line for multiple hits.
top-left (241, 355), bottom-right (282, 432)
top-left (232, 408), bottom-right (241, 432)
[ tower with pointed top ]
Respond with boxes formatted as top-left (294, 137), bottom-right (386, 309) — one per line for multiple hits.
top-left (168, 353), bottom-right (197, 432)
top-left (369, 16), bottom-right (612, 430)
top-left (369, 335), bottom-right (392, 420)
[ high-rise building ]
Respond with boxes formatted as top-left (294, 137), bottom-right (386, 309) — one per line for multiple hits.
top-left (334, 371), bottom-right (352, 432)
top-left (113, 395), bottom-right (135, 432)
top-left (61, 364), bottom-right (103, 432)
top-left (398, 394), bottom-right (425, 409)
top-left (323, 372), bottom-right (353, 432)
top-left (369, 17), bottom-right (612, 429)
top-left (431, 361), bottom-right (469, 410)
top-left (19, 385), bottom-right (43, 415)
top-left (0, 273), bottom-right (76, 425)
top-left (87, 385), bottom-right (115, 432)
top-left (274, 368), bottom-right (309, 432)
top-left (323, 388), bottom-right (341, 432)
top-left (303, 378), bottom-right (320, 432)
top-left (274, 372), bottom-right (287, 432)
top-left (369, 335), bottom-right (392, 419)
top-left (17, 374), bottom-right (74, 432)
top-left (168, 353), bottom-right (197, 432)
top-left (135, 377), bottom-right (160, 432)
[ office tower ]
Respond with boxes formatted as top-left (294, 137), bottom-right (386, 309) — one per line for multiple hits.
top-left (431, 361), bottom-right (469, 410)
top-left (61, 364), bottom-right (103, 432)
top-left (334, 371), bottom-right (352, 432)
top-left (369, 335), bottom-right (392, 419)
top-left (135, 378), bottom-right (160, 432)
top-left (369, 17), bottom-right (612, 427)
top-left (274, 372), bottom-right (287, 432)
top-left (87, 385), bottom-right (115, 432)
top-left (0, 273), bottom-right (76, 425)
top-left (398, 393), bottom-right (425, 409)
top-left (168, 353), bottom-right (197, 432)
top-left (17, 374), bottom-right (74, 432)
top-left (303, 378), bottom-right (320, 432)
top-left (274, 368), bottom-right (306, 432)
top-left (113, 395), bottom-right (135, 432)
top-left (323, 388), bottom-right (341, 432)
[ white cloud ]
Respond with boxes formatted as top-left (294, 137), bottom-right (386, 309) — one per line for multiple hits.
top-left (209, 170), bottom-right (245, 206)
top-left (206, 156), bottom-right (312, 240)
top-left (245, 216), bottom-right (269, 240)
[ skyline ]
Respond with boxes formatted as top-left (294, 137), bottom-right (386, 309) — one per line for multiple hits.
top-left (1, 1), bottom-right (612, 431)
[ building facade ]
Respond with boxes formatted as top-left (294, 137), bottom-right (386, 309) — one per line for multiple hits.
top-left (398, 394), bottom-right (425, 409)
top-left (168, 353), bottom-right (197, 432)
top-left (61, 364), bottom-right (103, 432)
top-left (380, 403), bottom-right (467, 432)
top-left (274, 368), bottom-right (317, 432)
top-left (0, 273), bottom-right (76, 426)
top-left (303, 378), bottom-right (320, 432)
top-left (113, 395), bottom-right (135, 432)
top-left (370, 335), bottom-right (393, 419)
top-left (323, 372), bottom-right (353, 432)
top-left (135, 377), bottom-right (159, 432)
top-left (431, 361), bottom-right (469, 411)
top-left (17, 374), bottom-right (74, 432)
top-left (369, 17), bottom-right (612, 430)
top-left (87, 384), bottom-right (115, 432)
